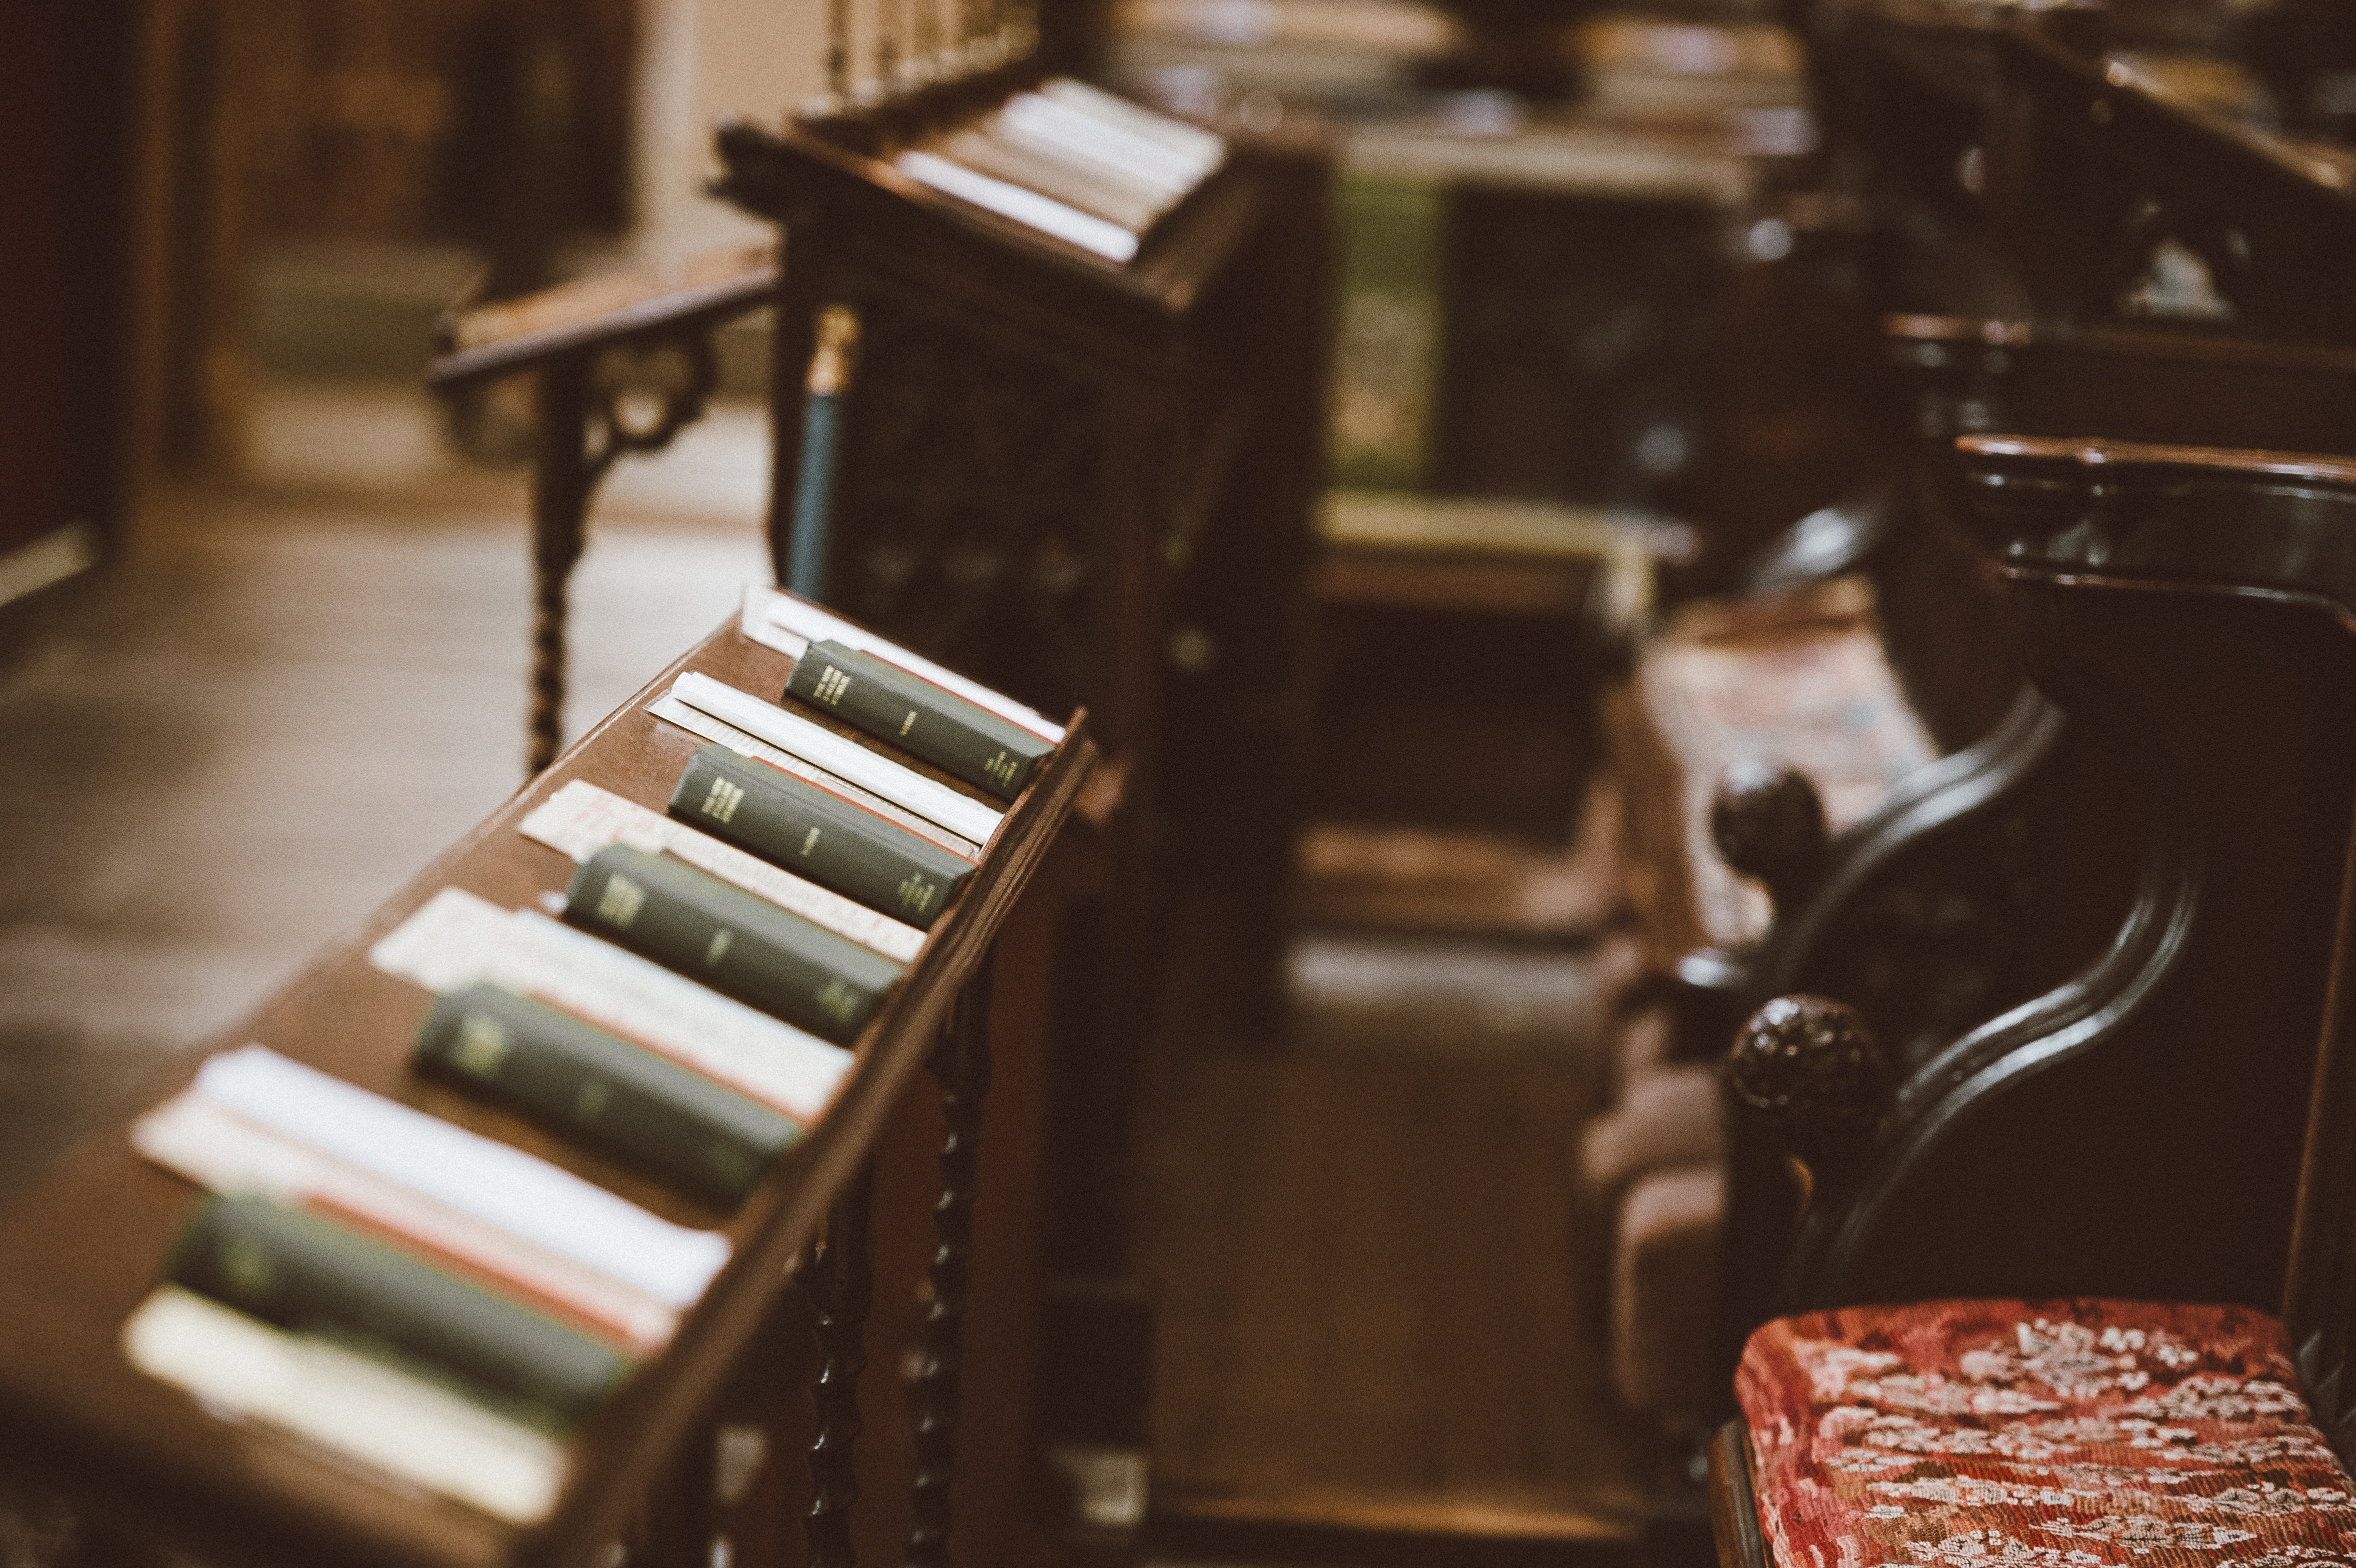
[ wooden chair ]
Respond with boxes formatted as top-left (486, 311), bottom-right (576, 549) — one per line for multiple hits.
top-left (1710, 433), bottom-right (2356, 1568)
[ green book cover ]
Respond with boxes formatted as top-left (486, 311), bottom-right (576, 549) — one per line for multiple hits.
top-left (1328, 172), bottom-right (1443, 492)
top-left (564, 844), bottom-right (903, 1046)
top-left (669, 744), bottom-right (974, 928)
top-left (166, 1193), bottom-right (630, 1433)
top-left (413, 982), bottom-right (800, 1207)
top-left (785, 640), bottom-right (1055, 801)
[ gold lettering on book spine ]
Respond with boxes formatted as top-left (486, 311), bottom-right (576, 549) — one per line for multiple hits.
top-left (899, 709), bottom-right (917, 737)
top-left (702, 775), bottom-right (745, 824)
top-left (800, 826), bottom-right (822, 857)
top-left (574, 1078), bottom-right (612, 1123)
top-left (814, 665), bottom-right (852, 705)
top-left (598, 874), bottom-right (647, 928)
top-left (705, 928), bottom-right (735, 966)
top-left (817, 979), bottom-right (861, 1024)
top-left (454, 1014), bottom-right (510, 1078)
top-left (983, 750), bottom-right (1016, 789)
top-left (897, 874), bottom-right (938, 915)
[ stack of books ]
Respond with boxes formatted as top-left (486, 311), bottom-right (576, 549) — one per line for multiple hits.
top-left (118, 589), bottom-right (1066, 1523)
top-left (889, 75), bottom-right (1227, 262)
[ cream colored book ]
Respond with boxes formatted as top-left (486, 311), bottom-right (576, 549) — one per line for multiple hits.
top-left (1037, 76), bottom-right (1225, 177)
top-left (894, 149), bottom-right (1141, 262)
top-left (742, 585), bottom-right (1066, 743)
top-left (174, 1046), bottom-right (728, 1311)
top-left (370, 888), bottom-right (852, 1124)
top-left (996, 91), bottom-right (1203, 199)
top-left (940, 126), bottom-right (1166, 233)
top-left (123, 1287), bottom-right (567, 1525)
top-left (665, 671), bottom-right (1007, 847)
top-left (133, 1092), bottom-right (679, 1351)
top-left (520, 779), bottom-right (926, 963)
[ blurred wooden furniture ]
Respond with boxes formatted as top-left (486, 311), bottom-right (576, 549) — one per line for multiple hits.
top-left (0, 3), bottom-right (131, 595)
top-left (1706, 444), bottom-right (2356, 1568)
top-left (706, 64), bottom-right (1332, 1360)
top-left (430, 242), bottom-right (782, 774)
top-left (0, 612), bottom-right (1095, 1568)
top-left (1714, 435), bottom-right (2356, 1369)
top-left (1587, 317), bottom-right (2356, 1436)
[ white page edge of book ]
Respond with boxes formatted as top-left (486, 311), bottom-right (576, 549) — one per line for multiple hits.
top-left (893, 150), bottom-right (1140, 263)
top-left (1037, 76), bottom-right (1226, 169)
top-left (999, 92), bottom-right (1203, 195)
top-left (668, 672), bottom-right (1007, 846)
top-left (133, 1094), bottom-right (678, 1353)
top-left (370, 888), bottom-right (854, 1125)
top-left (521, 780), bottom-right (928, 964)
top-left (960, 117), bottom-right (1177, 216)
top-left (752, 585), bottom-right (1067, 742)
top-left (123, 1287), bottom-right (567, 1525)
top-left (942, 134), bottom-right (1169, 236)
top-left (984, 116), bottom-right (1186, 218)
top-left (194, 1046), bottom-right (730, 1311)
top-left (649, 686), bottom-right (985, 861)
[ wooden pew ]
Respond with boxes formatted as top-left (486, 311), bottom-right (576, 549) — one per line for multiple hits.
top-left (1708, 433), bottom-right (2356, 1568)
top-left (1587, 306), bottom-right (2356, 1436)
top-left (0, 605), bottom-right (1095, 1568)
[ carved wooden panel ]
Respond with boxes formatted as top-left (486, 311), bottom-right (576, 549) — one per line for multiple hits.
top-left (826, 293), bottom-right (1110, 724)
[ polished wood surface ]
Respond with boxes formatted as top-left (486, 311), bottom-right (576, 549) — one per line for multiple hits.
top-left (0, 615), bottom-right (1093, 1568)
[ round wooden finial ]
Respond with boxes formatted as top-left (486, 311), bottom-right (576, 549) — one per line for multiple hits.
top-left (1712, 762), bottom-right (1829, 906)
top-left (1726, 994), bottom-right (1889, 1161)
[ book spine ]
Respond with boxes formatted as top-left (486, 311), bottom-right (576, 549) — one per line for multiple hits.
top-left (669, 672), bottom-right (1006, 846)
top-left (671, 744), bottom-right (974, 928)
top-left (785, 640), bottom-right (1054, 800)
top-left (167, 1194), bottom-right (632, 1433)
top-left (413, 983), bottom-right (801, 1208)
top-left (565, 844), bottom-right (903, 1046)
top-left (371, 889), bottom-right (853, 1124)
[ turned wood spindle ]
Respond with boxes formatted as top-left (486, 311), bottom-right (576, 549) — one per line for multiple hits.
top-left (526, 356), bottom-right (595, 776)
top-left (806, 1165), bottom-right (876, 1568)
top-left (908, 972), bottom-right (993, 1568)
top-left (1712, 762), bottom-right (1831, 915)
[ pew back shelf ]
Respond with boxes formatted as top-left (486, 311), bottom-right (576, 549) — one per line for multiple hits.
top-left (0, 608), bottom-right (1095, 1568)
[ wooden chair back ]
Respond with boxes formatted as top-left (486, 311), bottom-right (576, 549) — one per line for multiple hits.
top-left (1725, 438), bottom-right (2356, 1385)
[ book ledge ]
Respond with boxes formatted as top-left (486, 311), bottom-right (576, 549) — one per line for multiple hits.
top-left (0, 587), bottom-right (1095, 1568)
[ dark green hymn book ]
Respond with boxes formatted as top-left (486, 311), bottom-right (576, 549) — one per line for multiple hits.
top-left (412, 982), bottom-right (799, 1207)
top-left (167, 1192), bottom-right (631, 1432)
top-left (563, 843), bottom-right (903, 1046)
top-left (784, 639), bottom-right (1055, 800)
top-left (668, 743), bottom-right (975, 928)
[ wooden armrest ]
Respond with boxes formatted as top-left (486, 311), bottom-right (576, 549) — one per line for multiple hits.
top-left (428, 241), bottom-right (780, 389)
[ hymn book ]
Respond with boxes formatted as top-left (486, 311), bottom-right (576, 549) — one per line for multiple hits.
top-left (372, 888), bottom-right (852, 1123)
top-left (521, 780), bottom-right (926, 963)
top-left (741, 584), bottom-right (1066, 743)
top-left (561, 845), bottom-right (903, 1047)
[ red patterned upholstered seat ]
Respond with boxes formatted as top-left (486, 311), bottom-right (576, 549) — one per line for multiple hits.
top-left (1738, 1300), bottom-right (2356, 1568)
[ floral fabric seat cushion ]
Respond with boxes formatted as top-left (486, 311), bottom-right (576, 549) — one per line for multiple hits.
top-left (1738, 1300), bottom-right (2356, 1568)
